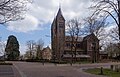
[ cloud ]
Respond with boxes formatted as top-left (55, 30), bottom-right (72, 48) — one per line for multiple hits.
top-left (7, 0), bottom-right (92, 32)
top-left (62, 0), bottom-right (92, 19)
top-left (7, 14), bottom-right (40, 33)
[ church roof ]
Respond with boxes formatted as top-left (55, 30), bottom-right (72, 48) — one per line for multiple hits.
top-left (99, 51), bottom-right (108, 55)
top-left (42, 46), bottom-right (51, 52)
top-left (57, 8), bottom-right (62, 17)
top-left (63, 54), bottom-right (90, 58)
top-left (83, 33), bottom-right (99, 41)
top-left (56, 8), bottom-right (65, 21)
top-left (51, 8), bottom-right (65, 28)
top-left (65, 36), bottom-right (83, 42)
top-left (65, 33), bottom-right (99, 42)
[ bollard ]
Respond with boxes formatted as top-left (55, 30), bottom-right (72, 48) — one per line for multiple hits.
top-left (110, 65), bottom-right (113, 71)
top-left (100, 67), bottom-right (103, 75)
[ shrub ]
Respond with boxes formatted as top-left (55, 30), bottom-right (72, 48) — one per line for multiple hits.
top-left (0, 62), bottom-right (13, 65)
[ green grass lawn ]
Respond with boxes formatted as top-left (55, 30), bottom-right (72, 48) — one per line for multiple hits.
top-left (84, 68), bottom-right (120, 77)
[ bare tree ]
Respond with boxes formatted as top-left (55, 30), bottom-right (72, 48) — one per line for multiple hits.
top-left (104, 43), bottom-right (120, 59)
top-left (35, 39), bottom-right (44, 59)
top-left (25, 39), bottom-right (44, 60)
top-left (24, 51), bottom-right (31, 59)
top-left (0, 37), bottom-right (5, 57)
top-left (66, 18), bottom-right (82, 64)
top-left (84, 17), bottom-right (106, 36)
top-left (91, 0), bottom-right (120, 39)
top-left (110, 27), bottom-right (119, 41)
top-left (0, 37), bottom-right (3, 55)
top-left (83, 16), bottom-right (109, 47)
top-left (26, 40), bottom-right (36, 59)
top-left (0, 0), bottom-right (31, 24)
top-left (109, 27), bottom-right (120, 52)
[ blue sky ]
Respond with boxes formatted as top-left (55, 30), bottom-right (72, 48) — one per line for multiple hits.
top-left (0, 0), bottom-right (116, 55)
top-left (0, 23), bottom-right (51, 44)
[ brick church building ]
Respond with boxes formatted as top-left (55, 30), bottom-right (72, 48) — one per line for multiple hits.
top-left (51, 8), bottom-right (99, 62)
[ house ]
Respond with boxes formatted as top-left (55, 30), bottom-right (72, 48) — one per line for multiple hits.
top-left (42, 46), bottom-right (52, 60)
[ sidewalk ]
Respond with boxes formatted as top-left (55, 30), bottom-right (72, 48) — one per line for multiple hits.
top-left (0, 65), bottom-right (21, 77)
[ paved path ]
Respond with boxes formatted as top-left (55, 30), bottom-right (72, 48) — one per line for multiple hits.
top-left (11, 62), bottom-right (110, 77)
top-left (0, 65), bottom-right (14, 77)
top-left (0, 65), bottom-right (21, 77)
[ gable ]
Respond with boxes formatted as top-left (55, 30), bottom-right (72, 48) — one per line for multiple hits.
top-left (83, 33), bottom-right (99, 42)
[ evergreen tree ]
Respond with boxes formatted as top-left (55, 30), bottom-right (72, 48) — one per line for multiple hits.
top-left (5, 35), bottom-right (20, 60)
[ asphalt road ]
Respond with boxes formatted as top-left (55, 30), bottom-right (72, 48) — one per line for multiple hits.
top-left (0, 64), bottom-right (21, 77)
top-left (11, 61), bottom-right (112, 77)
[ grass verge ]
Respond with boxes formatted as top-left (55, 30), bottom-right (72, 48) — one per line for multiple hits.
top-left (84, 68), bottom-right (120, 77)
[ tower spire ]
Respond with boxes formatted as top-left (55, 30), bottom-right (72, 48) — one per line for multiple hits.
top-left (56, 7), bottom-right (62, 17)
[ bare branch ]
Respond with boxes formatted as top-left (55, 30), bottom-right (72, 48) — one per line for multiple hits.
top-left (0, 0), bottom-right (31, 24)
top-left (91, 0), bottom-right (119, 27)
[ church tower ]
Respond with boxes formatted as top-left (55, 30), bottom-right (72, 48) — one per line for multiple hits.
top-left (51, 8), bottom-right (65, 60)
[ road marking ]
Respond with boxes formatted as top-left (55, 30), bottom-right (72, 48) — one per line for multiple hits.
top-left (13, 64), bottom-right (27, 77)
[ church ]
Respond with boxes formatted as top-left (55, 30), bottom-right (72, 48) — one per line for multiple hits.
top-left (51, 8), bottom-right (99, 62)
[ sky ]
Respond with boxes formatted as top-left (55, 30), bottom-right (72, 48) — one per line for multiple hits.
top-left (0, 0), bottom-right (115, 55)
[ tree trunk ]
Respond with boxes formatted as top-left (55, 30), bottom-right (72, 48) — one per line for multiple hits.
top-left (118, 1), bottom-right (120, 40)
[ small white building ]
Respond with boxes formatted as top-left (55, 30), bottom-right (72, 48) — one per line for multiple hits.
top-left (42, 46), bottom-right (52, 60)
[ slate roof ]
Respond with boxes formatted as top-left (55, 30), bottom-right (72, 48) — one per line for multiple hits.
top-left (63, 54), bottom-right (90, 58)
top-left (65, 36), bottom-right (83, 42)
top-left (83, 33), bottom-right (99, 41)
